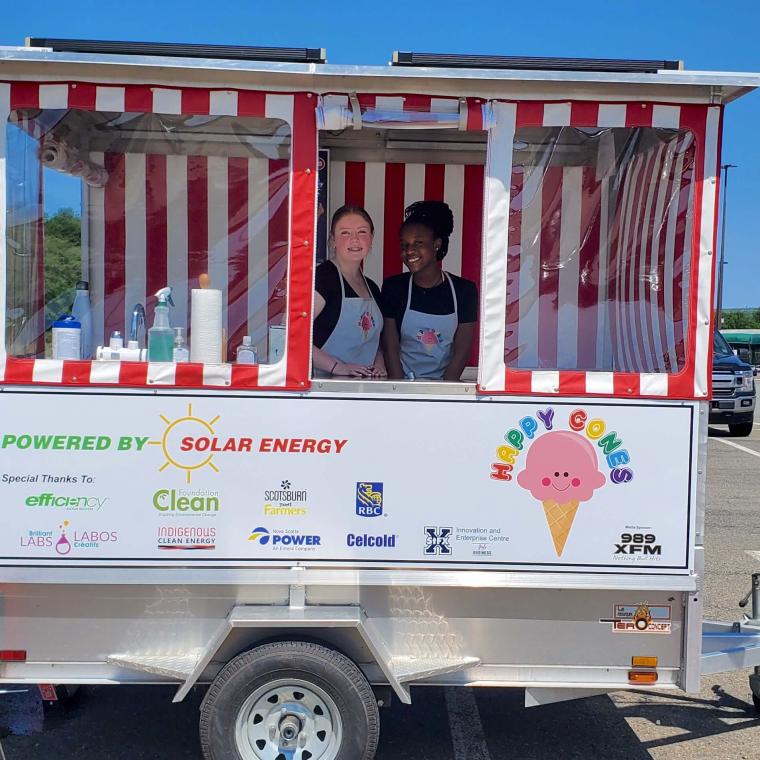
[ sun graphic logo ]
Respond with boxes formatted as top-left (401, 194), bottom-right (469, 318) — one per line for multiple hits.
top-left (149, 404), bottom-right (221, 484)
top-left (248, 527), bottom-right (271, 544)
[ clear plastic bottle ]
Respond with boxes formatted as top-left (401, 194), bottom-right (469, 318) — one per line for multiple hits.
top-left (148, 287), bottom-right (175, 362)
top-left (236, 335), bottom-right (258, 364)
top-left (71, 280), bottom-right (93, 359)
top-left (173, 327), bottom-right (190, 362)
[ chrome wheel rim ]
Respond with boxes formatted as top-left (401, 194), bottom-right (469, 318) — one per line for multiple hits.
top-left (234, 677), bottom-right (343, 760)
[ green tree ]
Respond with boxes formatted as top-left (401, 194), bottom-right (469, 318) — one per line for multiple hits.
top-left (44, 208), bottom-right (82, 326)
top-left (721, 309), bottom-right (760, 330)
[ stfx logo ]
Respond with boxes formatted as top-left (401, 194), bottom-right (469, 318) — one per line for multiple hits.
top-left (425, 526), bottom-right (452, 555)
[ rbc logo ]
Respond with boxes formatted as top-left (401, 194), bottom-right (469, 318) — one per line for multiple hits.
top-left (356, 482), bottom-right (383, 517)
top-left (425, 526), bottom-right (452, 555)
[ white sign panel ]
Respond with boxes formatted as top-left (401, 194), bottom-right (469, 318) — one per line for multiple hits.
top-left (0, 392), bottom-right (696, 572)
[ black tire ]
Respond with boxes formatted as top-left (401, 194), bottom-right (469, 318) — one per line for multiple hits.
top-left (753, 692), bottom-right (760, 714)
top-left (199, 641), bottom-right (379, 760)
top-left (729, 421), bottom-right (753, 437)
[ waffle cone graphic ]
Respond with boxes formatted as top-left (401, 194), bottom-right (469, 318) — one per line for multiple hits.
top-left (541, 499), bottom-right (580, 556)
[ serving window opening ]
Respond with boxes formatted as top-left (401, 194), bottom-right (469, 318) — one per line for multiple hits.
top-left (5, 106), bottom-right (291, 371)
top-left (316, 97), bottom-right (487, 383)
top-left (504, 125), bottom-right (695, 375)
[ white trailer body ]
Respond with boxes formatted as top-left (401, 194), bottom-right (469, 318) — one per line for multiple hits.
top-left (1, 41), bottom-right (759, 759)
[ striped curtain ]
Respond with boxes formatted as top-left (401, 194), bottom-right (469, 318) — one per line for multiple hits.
top-left (328, 131), bottom-right (694, 373)
top-left (87, 153), bottom-right (289, 359)
top-left (82, 130), bottom-right (694, 374)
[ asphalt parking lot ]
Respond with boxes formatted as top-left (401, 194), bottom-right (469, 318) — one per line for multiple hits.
top-left (3, 417), bottom-right (760, 760)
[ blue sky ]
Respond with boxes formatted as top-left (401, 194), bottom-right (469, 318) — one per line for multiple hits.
top-left (3, 0), bottom-right (759, 306)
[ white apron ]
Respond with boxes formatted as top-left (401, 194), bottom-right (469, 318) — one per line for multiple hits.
top-left (316, 267), bottom-right (382, 378)
top-left (399, 272), bottom-right (458, 380)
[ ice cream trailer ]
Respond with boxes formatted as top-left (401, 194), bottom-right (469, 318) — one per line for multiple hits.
top-left (2, 39), bottom-right (760, 760)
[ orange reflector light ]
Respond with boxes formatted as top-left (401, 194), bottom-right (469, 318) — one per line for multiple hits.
top-left (631, 656), bottom-right (658, 668)
top-left (629, 670), bottom-right (658, 684)
top-left (0, 650), bottom-right (27, 662)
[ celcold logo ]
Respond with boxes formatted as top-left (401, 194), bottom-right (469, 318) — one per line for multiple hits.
top-left (248, 527), bottom-right (321, 551)
top-left (356, 482), bottom-right (383, 517)
top-left (346, 533), bottom-right (397, 548)
top-left (425, 526), bottom-right (452, 555)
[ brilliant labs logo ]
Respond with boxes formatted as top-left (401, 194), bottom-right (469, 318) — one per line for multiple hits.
top-left (19, 520), bottom-right (119, 555)
top-left (355, 482), bottom-right (383, 517)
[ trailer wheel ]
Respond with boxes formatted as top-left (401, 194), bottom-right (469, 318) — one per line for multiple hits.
top-left (199, 641), bottom-right (379, 760)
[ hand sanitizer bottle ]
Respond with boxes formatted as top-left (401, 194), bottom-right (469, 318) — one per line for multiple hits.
top-left (173, 327), bottom-right (190, 362)
top-left (236, 336), bottom-right (258, 364)
top-left (147, 286), bottom-right (175, 362)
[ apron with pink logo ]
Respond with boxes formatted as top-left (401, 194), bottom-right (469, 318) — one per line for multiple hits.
top-left (399, 272), bottom-right (458, 380)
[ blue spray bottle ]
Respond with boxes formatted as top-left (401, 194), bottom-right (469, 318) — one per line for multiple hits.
top-left (147, 286), bottom-right (175, 362)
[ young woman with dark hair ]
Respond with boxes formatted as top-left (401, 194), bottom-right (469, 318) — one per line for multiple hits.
top-left (312, 205), bottom-right (386, 378)
top-left (381, 200), bottom-right (478, 381)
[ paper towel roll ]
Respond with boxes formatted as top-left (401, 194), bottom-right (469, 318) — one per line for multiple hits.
top-left (190, 289), bottom-right (223, 363)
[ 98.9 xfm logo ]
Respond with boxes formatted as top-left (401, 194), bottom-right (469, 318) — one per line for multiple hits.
top-left (614, 532), bottom-right (662, 558)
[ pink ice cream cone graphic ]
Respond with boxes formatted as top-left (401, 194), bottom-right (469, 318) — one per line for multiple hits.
top-left (516, 431), bottom-right (606, 556)
top-left (358, 311), bottom-right (375, 341)
top-left (416, 328), bottom-right (440, 354)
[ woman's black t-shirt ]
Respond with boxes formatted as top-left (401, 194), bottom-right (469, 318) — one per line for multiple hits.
top-left (380, 272), bottom-right (478, 337)
top-left (313, 260), bottom-right (383, 348)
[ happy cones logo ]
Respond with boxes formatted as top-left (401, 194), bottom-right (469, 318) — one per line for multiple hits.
top-left (489, 407), bottom-right (634, 557)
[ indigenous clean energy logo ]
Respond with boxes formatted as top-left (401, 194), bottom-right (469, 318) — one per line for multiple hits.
top-left (489, 407), bottom-right (634, 557)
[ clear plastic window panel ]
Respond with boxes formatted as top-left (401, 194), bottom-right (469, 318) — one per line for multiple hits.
top-left (5, 108), bottom-right (291, 366)
top-left (505, 126), bottom-right (695, 373)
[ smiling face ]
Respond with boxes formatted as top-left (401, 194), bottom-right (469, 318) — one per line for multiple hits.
top-left (516, 430), bottom-right (606, 503)
top-left (331, 213), bottom-right (373, 265)
top-left (400, 223), bottom-right (441, 276)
